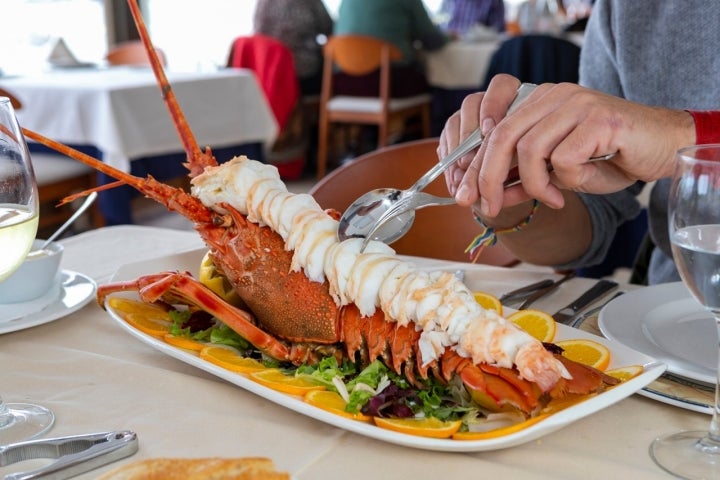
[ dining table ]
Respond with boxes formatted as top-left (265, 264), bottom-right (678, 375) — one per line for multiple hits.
top-left (0, 224), bottom-right (710, 479)
top-left (1, 67), bottom-right (279, 225)
top-left (423, 38), bottom-right (502, 135)
top-left (1, 66), bottom-right (278, 173)
top-left (424, 39), bottom-right (502, 91)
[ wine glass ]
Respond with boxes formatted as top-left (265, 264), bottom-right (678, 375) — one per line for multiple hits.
top-left (0, 95), bottom-right (54, 444)
top-left (650, 144), bottom-right (720, 479)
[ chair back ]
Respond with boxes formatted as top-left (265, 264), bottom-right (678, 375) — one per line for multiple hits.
top-left (227, 35), bottom-right (306, 180)
top-left (316, 36), bottom-right (431, 179)
top-left (105, 40), bottom-right (167, 67)
top-left (0, 88), bottom-right (21, 109)
top-left (227, 35), bottom-right (300, 130)
top-left (310, 138), bottom-right (517, 265)
top-left (323, 35), bottom-right (401, 76)
top-left (481, 34), bottom-right (580, 89)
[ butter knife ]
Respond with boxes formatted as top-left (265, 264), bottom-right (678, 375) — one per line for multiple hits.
top-left (552, 279), bottom-right (618, 325)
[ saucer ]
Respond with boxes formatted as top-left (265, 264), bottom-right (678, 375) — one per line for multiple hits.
top-left (0, 270), bottom-right (96, 334)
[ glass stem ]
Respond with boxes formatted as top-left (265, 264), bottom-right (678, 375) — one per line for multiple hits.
top-left (0, 396), bottom-right (14, 429)
top-left (710, 315), bottom-right (720, 442)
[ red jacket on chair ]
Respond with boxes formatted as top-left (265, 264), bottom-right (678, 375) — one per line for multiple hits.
top-left (227, 34), bottom-right (300, 131)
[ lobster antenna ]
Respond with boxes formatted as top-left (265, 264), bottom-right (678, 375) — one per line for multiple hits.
top-left (125, 0), bottom-right (216, 176)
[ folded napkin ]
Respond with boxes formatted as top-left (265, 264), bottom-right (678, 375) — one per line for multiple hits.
top-left (47, 38), bottom-right (94, 68)
top-left (0, 276), bottom-right (62, 323)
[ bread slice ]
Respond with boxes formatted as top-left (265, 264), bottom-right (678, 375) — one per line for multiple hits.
top-left (98, 457), bottom-right (290, 479)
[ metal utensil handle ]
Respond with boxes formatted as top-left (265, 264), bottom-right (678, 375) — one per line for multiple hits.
top-left (40, 191), bottom-right (98, 250)
top-left (502, 151), bottom-right (618, 189)
top-left (359, 192), bottom-right (457, 250)
top-left (410, 82), bottom-right (537, 194)
top-left (518, 270), bottom-right (576, 309)
top-left (561, 279), bottom-right (618, 314)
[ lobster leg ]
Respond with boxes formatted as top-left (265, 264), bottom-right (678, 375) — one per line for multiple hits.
top-left (21, 129), bottom-right (213, 225)
top-left (100, 272), bottom-right (291, 361)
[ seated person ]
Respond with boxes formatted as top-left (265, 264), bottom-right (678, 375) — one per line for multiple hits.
top-left (439, 0), bottom-right (506, 36)
top-left (253, 0), bottom-right (333, 96)
top-left (333, 0), bottom-right (448, 98)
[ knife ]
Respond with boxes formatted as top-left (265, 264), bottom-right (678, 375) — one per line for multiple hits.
top-left (499, 278), bottom-right (555, 305)
top-left (517, 271), bottom-right (576, 309)
top-left (552, 279), bottom-right (618, 325)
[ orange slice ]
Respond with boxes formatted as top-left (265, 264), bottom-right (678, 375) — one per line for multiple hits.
top-left (473, 291), bottom-right (503, 315)
top-left (507, 309), bottom-right (556, 342)
top-left (373, 417), bottom-right (462, 439)
top-left (108, 297), bottom-right (170, 319)
top-left (555, 339), bottom-right (611, 371)
top-left (124, 312), bottom-right (172, 338)
top-left (605, 364), bottom-right (643, 382)
top-left (452, 414), bottom-right (549, 440)
top-left (200, 346), bottom-right (267, 373)
top-left (164, 334), bottom-right (206, 352)
top-left (249, 369), bottom-right (326, 396)
top-left (304, 390), bottom-right (372, 423)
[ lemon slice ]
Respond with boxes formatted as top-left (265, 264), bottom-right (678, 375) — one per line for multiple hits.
top-left (198, 252), bottom-right (243, 306)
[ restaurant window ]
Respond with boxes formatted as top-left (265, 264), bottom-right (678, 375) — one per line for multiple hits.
top-left (0, 0), bottom-right (107, 75)
top-left (142, 0), bottom-right (438, 72)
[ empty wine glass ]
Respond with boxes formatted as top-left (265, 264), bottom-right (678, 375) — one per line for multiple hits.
top-left (0, 95), bottom-right (54, 444)
top-left (650, 144), bottom-right (720, 479)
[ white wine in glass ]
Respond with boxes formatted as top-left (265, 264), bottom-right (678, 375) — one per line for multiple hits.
top-left (651, 144), bottom-right (720, 479)
top-left (0, 95), bottom-right (54, 444)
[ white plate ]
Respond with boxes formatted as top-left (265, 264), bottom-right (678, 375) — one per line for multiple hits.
top-left (0, 270), bottom-right (96, 335)
top-left (598, 282), bottom-right (715, 385)
top-left (104, 248), bottom-right (665, 452)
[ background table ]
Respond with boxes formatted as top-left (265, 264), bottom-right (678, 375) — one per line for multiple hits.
top-left (2, 67), bottom-right (277, 172)
top-left (424, 39), bottom-right (501, 135)
top-left (424, 40), bottom-right (501, 90)
top-left (0, 225), bottom-right (708, 479)
top-left (1, 67), bottom-right (278, 224)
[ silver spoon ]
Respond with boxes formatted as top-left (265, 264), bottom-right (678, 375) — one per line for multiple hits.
top-left (337, 83), bottom-right (538, 246)
top-left (32, 191), bottom-right (98, 253)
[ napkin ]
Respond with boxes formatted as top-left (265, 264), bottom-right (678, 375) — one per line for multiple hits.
top-left (47, 38), bottom-right (94, 68)
top-left (0, 275), bottom-right (62, 322)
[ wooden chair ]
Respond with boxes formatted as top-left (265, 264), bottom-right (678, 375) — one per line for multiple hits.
top-left (0, 88), bottom-right (102, 234)
top-left (105, 40), bottom-right (167, 67)
top-left (309, 138), bottom-right (517, 265)
top-left (316, 35), bottom-right (432, 179)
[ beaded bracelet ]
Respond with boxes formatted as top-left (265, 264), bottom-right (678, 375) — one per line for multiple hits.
top-left (465, 200), bottom-right (540, 262)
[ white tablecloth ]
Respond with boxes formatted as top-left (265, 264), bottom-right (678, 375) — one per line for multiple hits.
top-left (2, 67), bottom-right (278, 172)
top-left (0, 225), bottom-right (707, 479)
top-left (424, 40), bottom-right (501, 89)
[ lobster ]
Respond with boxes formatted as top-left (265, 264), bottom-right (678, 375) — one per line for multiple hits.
top-left (21, 0), bottom-right (618, 419)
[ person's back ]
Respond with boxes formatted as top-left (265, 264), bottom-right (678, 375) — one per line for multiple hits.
top-left (254, 0), bottom-right (333, 95)
top-left (439, 0), bottom-right (506, 36)
top-left (334, 0), bottom-right (447, 66)
top-left (577, 0), bottom-right (720, 284)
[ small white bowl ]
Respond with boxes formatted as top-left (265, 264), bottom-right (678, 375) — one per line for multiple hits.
top-left (0, 239), bottom-right (63, 304)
